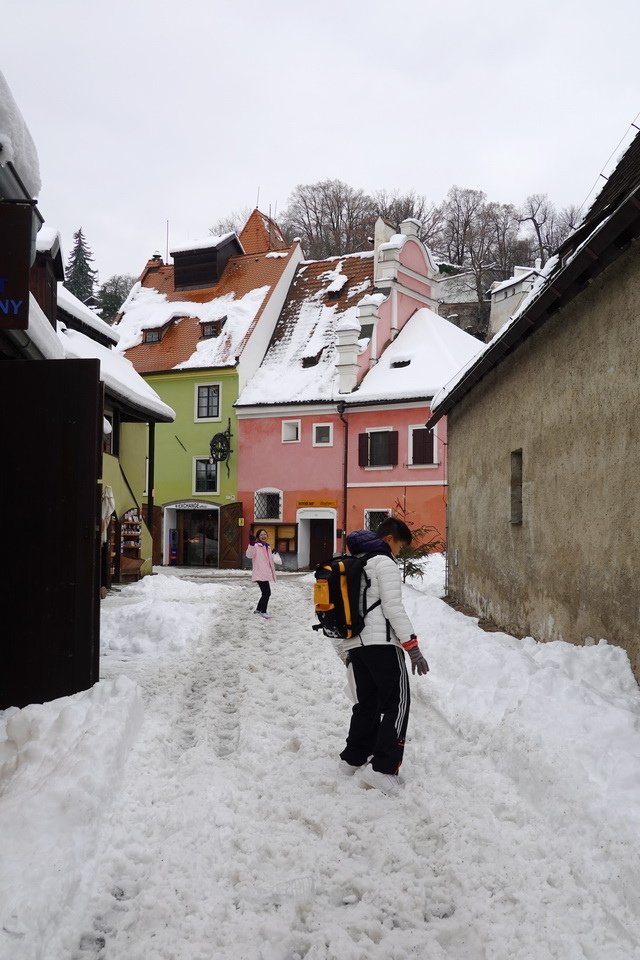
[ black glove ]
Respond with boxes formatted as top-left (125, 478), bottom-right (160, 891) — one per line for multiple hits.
top-left (248, 534), bottom-right (256, 545)
top-left (407, 645), bottom-right (429, 675)
top-left (402, 638), bottom-right (429, 676)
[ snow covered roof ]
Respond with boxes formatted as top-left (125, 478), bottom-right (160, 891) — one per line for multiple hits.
top-left (57, 283), bottom-right (120, 345)
top-left (36, 227), bottom-right (62, 256)
top-left (237, 253), bottom-right (374, 405)
top-left (26, 294), bottom-right (65, 359)
top-left (345, 308), bottom-right (483, 403)
top-left (0, 70), bottom-right (41, 198)
top-left (117, 246), bottom-right (297, 373)
top-left (169, 233), bottom-right (239, 256)
top-left (57, 325), bottom-right (175, 423)
top-left (489, 267), bottom-right (540, 296)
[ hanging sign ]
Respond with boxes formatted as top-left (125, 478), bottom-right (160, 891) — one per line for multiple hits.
top-left (0, 203), bottom-right (32, 331)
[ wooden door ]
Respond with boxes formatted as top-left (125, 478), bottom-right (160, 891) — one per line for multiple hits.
top-left (220, 502), bottom-right (243, 568)
top-left (0, 359), bottom-right (102, 709)
top-left (309, 519), bottom-right (335, 568)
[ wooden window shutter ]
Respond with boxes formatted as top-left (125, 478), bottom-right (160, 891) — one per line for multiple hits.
top-left (358, 432), bottom-right (369, 467)
top-left (412, 428), bottom-right (434, 464)
top-left (389, 431), bottom-right (399, 466)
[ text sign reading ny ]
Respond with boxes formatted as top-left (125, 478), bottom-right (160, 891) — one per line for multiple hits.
top-left (0, 203), bottom-right (32, 331)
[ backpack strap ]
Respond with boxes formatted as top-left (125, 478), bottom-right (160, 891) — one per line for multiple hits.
top-left (357, 555), bottom-right (386, 637)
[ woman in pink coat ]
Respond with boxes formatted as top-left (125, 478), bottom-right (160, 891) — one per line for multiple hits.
top-left (246, 529), bottom-right (277, 618)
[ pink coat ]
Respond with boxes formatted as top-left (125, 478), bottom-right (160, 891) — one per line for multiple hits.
top-left (246, 542), bottom-right (277, 582)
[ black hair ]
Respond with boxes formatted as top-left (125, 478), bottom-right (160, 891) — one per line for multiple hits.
top-left (375, 516), bottom-right (412, 545)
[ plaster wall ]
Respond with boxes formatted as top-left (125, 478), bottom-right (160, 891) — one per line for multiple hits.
top-left (145, 369), bottom-right (238, 505)
top-left (446, 244), bottom-right (640, 676)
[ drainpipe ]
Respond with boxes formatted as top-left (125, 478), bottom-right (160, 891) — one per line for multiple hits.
top-left (337, 400), bottom-right (348, 553)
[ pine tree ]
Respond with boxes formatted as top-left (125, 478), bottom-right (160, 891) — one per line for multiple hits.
top-left (65, 227), bottom-right (98, 302)
top-left (392, 499), bottom-right (444, 583)
top-left (96, 274), bottom-right (137, 324)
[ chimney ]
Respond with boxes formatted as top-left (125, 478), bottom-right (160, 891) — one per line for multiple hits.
top-left (535, 257), bottom-right (542, 270)
top-left (400, 218), bottom-right (420, 238)
top-left (335, 315), bottom-right (361, 394)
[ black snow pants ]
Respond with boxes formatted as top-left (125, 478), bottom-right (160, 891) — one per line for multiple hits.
top-left (340, 644), bottom-right (410, 774)
top-left (256, 581), bottom-right (271, 612)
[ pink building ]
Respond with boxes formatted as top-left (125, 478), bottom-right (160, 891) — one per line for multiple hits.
top-left (236, 219), bottom-right (481, 568)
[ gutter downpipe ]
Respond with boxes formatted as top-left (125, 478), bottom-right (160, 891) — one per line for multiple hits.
top-left (337, 399), bottom-right (348, 553)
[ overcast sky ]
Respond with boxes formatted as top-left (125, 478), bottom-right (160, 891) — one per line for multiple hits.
top-left (3, 0), bottom-right (639, 282)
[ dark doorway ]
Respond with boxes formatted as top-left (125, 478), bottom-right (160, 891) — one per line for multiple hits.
top-left (309, 519), bottom-right (335, 568)
top-left (0, 359), bottom-right (102, 709)
top-left (178, 510), bottom-right (219, 566)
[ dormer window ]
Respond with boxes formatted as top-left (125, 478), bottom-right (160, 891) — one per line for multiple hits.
top-left (391, 359), bottom-right (411, 369)
top-left (143, 329), bottom-right (161, 343)
top-left (201, 316), bottom-right (227, 339)
top-left (302, 347), bottom-right (324, 368)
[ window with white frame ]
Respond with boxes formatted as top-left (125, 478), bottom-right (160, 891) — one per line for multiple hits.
top-left (195, 383), bottom-right (221, 421)
top-left (364, 508), bottom-right (391, 532)
top-left (255, 488), bottom-right (283, 520)
top-left (281, 419), bottom-right (301, 443)
top-left (194, 458), bottom-right (218, 494)
top-left (409, 425), bottom-right (436, 466)
top-left (313, 423), bottom-right (333, 446)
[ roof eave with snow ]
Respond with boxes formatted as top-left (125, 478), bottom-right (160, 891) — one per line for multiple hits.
top-left (427, 184), bottom-right (640, 429)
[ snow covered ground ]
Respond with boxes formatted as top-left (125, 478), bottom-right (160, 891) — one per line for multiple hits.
top-left (2, 558), bottom-right (640, 960)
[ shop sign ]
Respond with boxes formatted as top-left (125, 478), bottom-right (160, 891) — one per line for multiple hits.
top-left (0, 202), bottom-right (32, 331)
top-left (297, 499), bottom-right (337, 508)
top-left (173, 501), bottom-right (213, 510)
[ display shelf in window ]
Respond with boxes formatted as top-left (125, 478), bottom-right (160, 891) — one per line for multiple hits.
top-left (121, 508), bottom-right (142, 555)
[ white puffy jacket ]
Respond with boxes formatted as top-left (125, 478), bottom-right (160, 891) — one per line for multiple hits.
top-left (342, 553), bottom-right (415, 652)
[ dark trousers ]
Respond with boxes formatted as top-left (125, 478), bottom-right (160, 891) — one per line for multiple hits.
top-left (256, 581), bottom-right (271, 612)
top-left (340, 645), bottom-right (410, 774)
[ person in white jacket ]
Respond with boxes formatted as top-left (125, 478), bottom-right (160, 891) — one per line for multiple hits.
top-left (338, 518), bottom-right (429, 794)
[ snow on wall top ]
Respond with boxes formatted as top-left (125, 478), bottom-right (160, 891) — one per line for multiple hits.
top-left (0, 70), bottom-right (41, 197)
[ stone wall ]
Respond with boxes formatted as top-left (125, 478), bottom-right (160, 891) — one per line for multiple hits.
top-left (445, 242), bottom-right (640, 677)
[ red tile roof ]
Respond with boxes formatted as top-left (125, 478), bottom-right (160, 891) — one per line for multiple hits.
top-left (238, 209), bottom-right (289, 255)
top-left (118, 244), bottom-right (297, 374)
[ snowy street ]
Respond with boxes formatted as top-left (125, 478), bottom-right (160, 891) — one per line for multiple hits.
top-left (3, 560), bottom-right (640, 960)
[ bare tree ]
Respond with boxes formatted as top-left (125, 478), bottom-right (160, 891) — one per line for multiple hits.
top-left (518, 194), bottom-right (576, 262)
top-left (280, 179), bottom-right (377, 259)
top-left (208, 207), bottom-right (252, 237)
top-left (372, 189), bottom-right (444, 249)
top-left (438, 186), bottom-right (488, 265)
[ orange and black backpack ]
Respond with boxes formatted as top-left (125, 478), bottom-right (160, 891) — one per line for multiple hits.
top-left (312, 554), bottom-right (381, 640)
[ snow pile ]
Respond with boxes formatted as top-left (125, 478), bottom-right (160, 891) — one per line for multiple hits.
top-left (0, 677), bottom-right (141, 960)
top-left (169, 233), bottom-right (235, 255)
top-left (100, 573), bottom-right (221, 654)
top-left (0, 70), bottom-right (41, 197)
